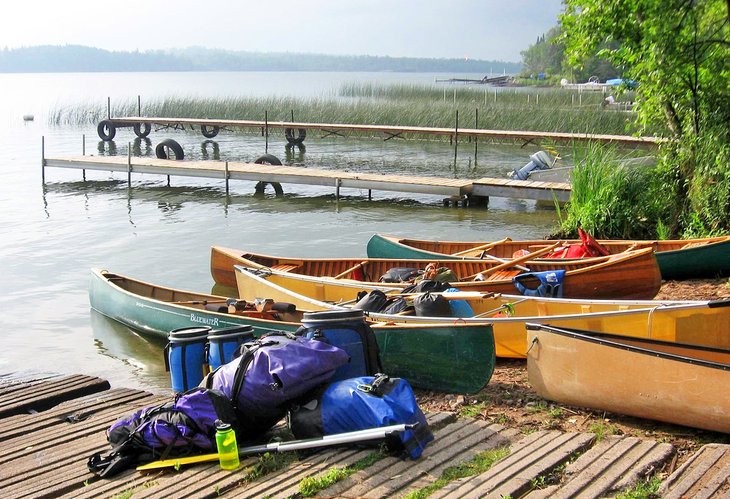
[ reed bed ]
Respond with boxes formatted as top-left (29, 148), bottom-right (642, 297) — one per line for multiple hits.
top-left (49, 82), bottom-right (642, 137)
top-left (555, 143), bottom-right (662, 239)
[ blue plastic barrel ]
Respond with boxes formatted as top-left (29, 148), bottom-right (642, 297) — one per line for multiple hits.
top-left (444, 288), bottom-right (475, 317)
top-left (164, 326), bottom-right (211, 392)
top-left (207, 325), bottom-right (255, 370)
top-left (300, 309), bottom-right (375, 381)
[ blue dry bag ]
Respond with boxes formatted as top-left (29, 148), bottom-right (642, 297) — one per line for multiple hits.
top-left (288, 374), bottom-right (433, 459)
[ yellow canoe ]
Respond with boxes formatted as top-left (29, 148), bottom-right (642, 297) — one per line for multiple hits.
top-left (233, 264), bottom-right (730, 359)
top-left (526, 324), bottom-right (730, 434)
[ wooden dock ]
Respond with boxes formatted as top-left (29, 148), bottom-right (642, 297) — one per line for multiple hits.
top-left (42, 155), bottom-right (572, 204)
top-left (103, 116), bottom-right (665, 148)
top-left (2, 373), bottom-right (728, 498)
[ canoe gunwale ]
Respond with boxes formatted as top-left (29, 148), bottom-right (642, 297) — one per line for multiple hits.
top-left (527, 323), bottom-right (730, 372)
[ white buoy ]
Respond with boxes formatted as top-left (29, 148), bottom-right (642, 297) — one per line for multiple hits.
top-left (23, 114), bottom-right (34, 121)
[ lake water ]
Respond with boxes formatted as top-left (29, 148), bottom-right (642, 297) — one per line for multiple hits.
top-left (0, 71), bottom-right (559, 393)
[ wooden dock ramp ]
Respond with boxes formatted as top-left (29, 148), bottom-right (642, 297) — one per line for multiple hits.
top-left (1, 374), bottom-right (727, 498)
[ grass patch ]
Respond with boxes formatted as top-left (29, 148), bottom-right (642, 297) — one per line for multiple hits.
top-left (297, 450), bottom-right (385, 497)
top-left (243, 451), bottom-right (299, 483)
top-left (616, 476), bottom-right (662, 499)
top-left (404, 446), bottom-right (510, 499)
top-left (588, 421), bottom-right (620, 442)
top-left (460, 402), bottom-right (489, 418)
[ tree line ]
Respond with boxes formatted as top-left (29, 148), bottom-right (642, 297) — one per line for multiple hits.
top-left (0, 45), bottom-right (522, 74)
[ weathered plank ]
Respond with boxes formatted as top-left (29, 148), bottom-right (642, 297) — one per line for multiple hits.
top-left (659, 443), bottom-right (730, 499)
top-left (0, 374), bottom-right (111, 418)
top-left (526, 435), bottom-right (675, 498)
top-left (432, 430), bottom-right (595, 498)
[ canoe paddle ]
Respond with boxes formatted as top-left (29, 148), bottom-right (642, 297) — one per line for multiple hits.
top-left (136, 423), bottom-right (414, 471)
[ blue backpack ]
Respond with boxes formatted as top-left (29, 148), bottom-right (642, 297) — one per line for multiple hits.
top-left (88, 387), bottom-right (237, 478)
top-left (289, 374), bottom-right (434, 459)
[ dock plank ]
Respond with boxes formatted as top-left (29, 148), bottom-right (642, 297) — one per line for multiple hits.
top-left (659, 443), bottom-right (730, 499)
top-left (0, 374), bottom-right (110, 418)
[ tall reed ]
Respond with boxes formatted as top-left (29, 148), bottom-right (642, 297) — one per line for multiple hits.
top-left (49, 83), bottom-right (642, 137)
top-left (555, 143), bottom-right (662, 239)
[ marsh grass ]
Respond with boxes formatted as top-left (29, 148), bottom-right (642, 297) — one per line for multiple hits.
top-left (555, 143), bottom-right (662, 239)
top-left (49, 83), bottom-right (639, 137)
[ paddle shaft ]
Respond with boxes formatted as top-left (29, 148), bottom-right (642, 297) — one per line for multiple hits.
top-left (478, 241), bottom-right (561, 278)
top-left (451, 237), bottom-right (511, 257)
top-left (136, 423), bottom-right (413, 471)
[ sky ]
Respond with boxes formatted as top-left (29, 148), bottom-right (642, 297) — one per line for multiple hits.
top-left (0, 1), bottom-right (564, 62)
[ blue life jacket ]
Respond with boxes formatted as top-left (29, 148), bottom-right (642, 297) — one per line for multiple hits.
top-left (512, 270), bottom-right (566, 297)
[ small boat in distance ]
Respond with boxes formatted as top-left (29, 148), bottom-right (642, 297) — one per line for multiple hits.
top-left (88, 268), bottom-right (496, 394)
top-left (366, 233), bottom-right (730, 280)
top-left (526, 323), bottom-right (730, 434)
top-left (210, 246), bottom-right (663, 300)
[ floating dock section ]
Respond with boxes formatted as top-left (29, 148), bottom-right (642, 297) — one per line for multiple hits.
top-left (43, 155), bottom-right (572, 205)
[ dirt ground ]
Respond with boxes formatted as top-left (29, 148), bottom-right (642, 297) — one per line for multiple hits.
top-left (416, 278), bottom-right (730, 470)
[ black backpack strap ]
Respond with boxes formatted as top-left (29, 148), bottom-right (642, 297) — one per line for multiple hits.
top-left (88, 450), bottom-right (137, 478)
top-left (229, 343), bottom-right (260, 411)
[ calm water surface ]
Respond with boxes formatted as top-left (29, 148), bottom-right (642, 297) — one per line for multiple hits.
top-left (0, 71), bottom-right (558, 392)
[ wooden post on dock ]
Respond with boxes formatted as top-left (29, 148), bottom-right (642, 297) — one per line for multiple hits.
top-left (138, 95), bottom-right (141, 116)
top-left (107, 97), bottom-right (111, 120)
top-left (335, 178), bottom-right (341, 201)
top-left (82, 134), bottom-right (86, 181)
top-left (474, 109), bottom-right (478, 165)
top-left (265, 111), bottom-right (269, 154)
top-left (453, 110), bottom-right (459, 167)
top-left (41, 136), bottom-right (45, 183)
top-left (127, 143), bottom-right (132, 187)
top-left (224, 161), bottom-right (229, 196)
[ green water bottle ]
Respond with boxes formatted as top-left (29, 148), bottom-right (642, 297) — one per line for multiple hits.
top-left (215, 420), bottom-right (239, 470)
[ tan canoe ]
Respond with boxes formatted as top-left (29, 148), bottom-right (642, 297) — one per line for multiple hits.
top-left (526, 324), bottom-right (730, 434)
top-left (233, 264), bottom-right (730, 358)
top-left (211, 246), bottom-right (662, 300)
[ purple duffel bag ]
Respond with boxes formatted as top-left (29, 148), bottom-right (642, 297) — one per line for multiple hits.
top-left (206, 331), bottom-right (350, 438)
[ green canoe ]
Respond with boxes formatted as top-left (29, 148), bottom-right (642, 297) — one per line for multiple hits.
top-left (88, 268), bottom-right (496, 394)
top-left (366, 233), bottom-right (730, 280)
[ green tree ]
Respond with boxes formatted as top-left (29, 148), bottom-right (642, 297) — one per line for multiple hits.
top-left (521, 26), bottom-right (565, 76)
top-left (560, 0), bottom-right (730, 236)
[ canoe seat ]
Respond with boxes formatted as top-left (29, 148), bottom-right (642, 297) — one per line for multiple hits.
top-left (681, 241), bottom-right (705, 249)
top-left (271, 264), bottom-right (300, 273)
top-left (484, 269), bottom-right (522, 281)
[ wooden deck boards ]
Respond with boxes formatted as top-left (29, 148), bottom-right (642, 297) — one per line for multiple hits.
top-left (44, 156), bottom-right (571, 202)
top-left (1, 374), bottom-right (725, 498)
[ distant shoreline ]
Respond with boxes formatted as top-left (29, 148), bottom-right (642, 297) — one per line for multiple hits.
top-left (0, 45), bottom-right (523, 75)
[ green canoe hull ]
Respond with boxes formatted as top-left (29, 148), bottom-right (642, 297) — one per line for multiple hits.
top-left (655, 241), bottom-right (730, 280)
top-left (89, 269), bottom-right (495, 393)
